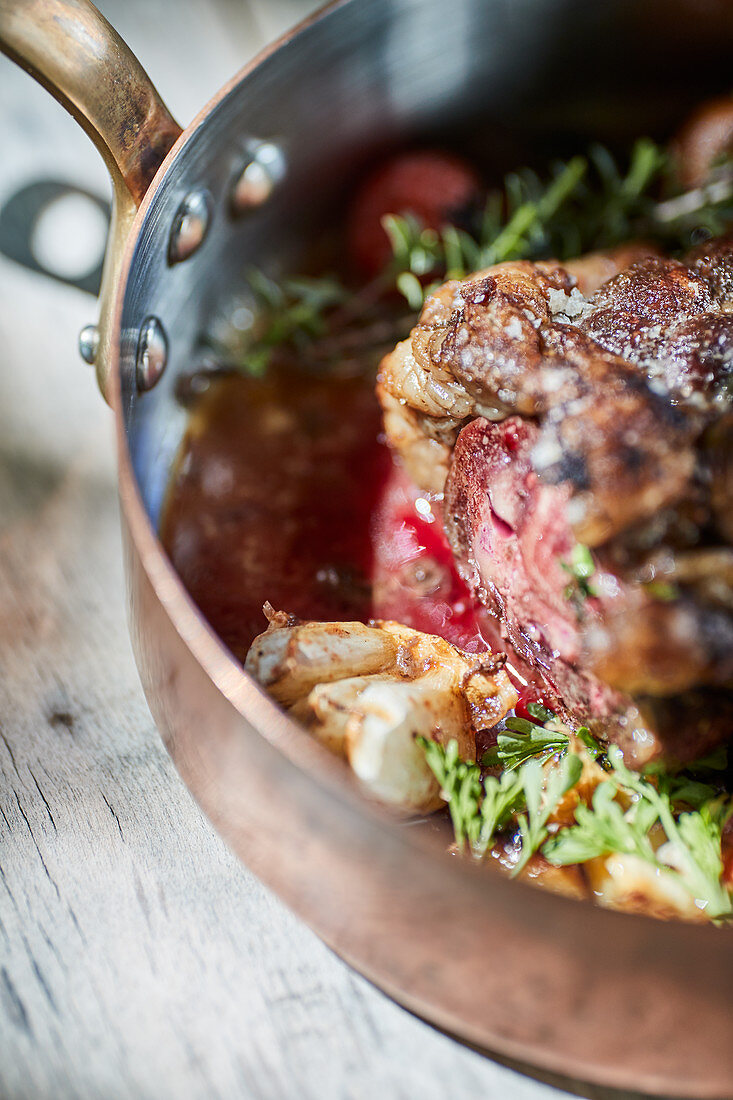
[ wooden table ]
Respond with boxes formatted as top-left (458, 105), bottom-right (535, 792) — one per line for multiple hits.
top-left (0, 3), bottom-right (657, 1097)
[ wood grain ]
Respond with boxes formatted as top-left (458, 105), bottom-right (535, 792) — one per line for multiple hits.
top-left (0, 2), bottom-right (670, 1097)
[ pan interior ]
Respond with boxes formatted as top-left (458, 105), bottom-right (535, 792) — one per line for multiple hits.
top-left (118, 0), bottom-right (733, 525)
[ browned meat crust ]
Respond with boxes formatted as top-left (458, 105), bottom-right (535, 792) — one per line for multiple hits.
top-left (378, 238), bottom-right (733, 764)
top-left (379, 239), bottom-right (731, 539)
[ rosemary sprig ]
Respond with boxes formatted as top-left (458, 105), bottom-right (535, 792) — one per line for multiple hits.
top-left (385, 141), bottom-right (733, 307)
top-left (210, 139), bottom-right (733, 373)
top-left (206, 269), bottom-right (349, 376)
top-left (381, 154), bottom-right (589, 299)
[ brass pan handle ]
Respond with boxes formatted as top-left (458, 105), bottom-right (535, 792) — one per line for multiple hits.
top-left (0, 0), bottom-right (183, 399)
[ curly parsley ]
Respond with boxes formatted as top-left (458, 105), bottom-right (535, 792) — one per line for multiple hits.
top-left (419, 736), bottom-right (733, 918)
top-left (545, 747), bottom-right (733, 919)
top-left (419, 736), bottom-right (582, 874)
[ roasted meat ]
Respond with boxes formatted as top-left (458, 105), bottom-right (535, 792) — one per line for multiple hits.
top-left (378, 237), bottom-right (733, 764)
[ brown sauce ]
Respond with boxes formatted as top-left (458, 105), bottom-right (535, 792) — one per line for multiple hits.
top-left (161, 366), bottom-right (392, 661)
top-left (161, 363), bottom-right (539, 696)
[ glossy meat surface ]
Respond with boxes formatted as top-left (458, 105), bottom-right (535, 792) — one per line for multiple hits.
top-left (379, 240), bottom-right (733, 763)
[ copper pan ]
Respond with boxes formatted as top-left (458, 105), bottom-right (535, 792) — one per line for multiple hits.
top-left (1, 0), bottom-right (732, 1094)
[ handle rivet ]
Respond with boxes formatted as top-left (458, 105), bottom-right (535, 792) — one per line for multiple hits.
top-left (136, 316), bottom-right (168, 391)
top-left (231, 141), bottom-right (286, 214)
top-left (168, 189), bottom-right (212, 264)
top-left (78, 323), bottom-right (99, 364)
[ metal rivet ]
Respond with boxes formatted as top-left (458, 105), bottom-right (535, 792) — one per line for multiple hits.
top-left (78, 323), bottom-right (99, 364)
top-left (231, 140), bottom-right (286, 215)
top-left (168, 189), bottom-right (212, 265)
top-left (136, 316), bottom-right (168, 392)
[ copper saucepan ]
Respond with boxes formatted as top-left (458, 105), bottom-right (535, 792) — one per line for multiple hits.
top-left (1, 0), bottom-right (732, 1094)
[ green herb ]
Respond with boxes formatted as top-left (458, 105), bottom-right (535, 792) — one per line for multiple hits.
top-left (481, 716), bottom-right (569, 770)
top-left (382, 156), bottom-right (588, 304)
top-left (474, 770), bottom-right (527, 858)
top-left (386, 141), bottom-right (733, 309)
top-left (545, 746), bottom-right (733, 918)
top-left (561, 542), bottom-right (597, 602)
top-left (690, 745), bottom-right (729, 774)
top-left (382, 214), bottom-right (443, 278)
top-left (478, 155), bottom-right (589, 268)
top-left (653, 160), bottom-right (733, 242)
top-left (213, 139), bottom-right (733, 373)
top-left (513, 754), bottom-right (583, 876)
top-left (643, 746), bottom-right (730, 810)
top-left (206, 268), bottom-right (348, 376)
top-left (395, 270), bottom-right (426, 311)
top-left (420, 736), bottom-right (583, 871)
top-left (576, 725), bottom-right (605, 761)
top-left (561, 138), bottom-right (668, 253)
top-left (419, 736), bottom-right (527, 854)
top-left (249, 269), bottom-right (347, 367)
top-left (481, 702), bottom-right (605, 772)
top-left (643, 580), bottom-right (680, 602)
top-left (526, 701), bottom-right (557, 723)
top-left (543, 777), bottom-right (657, 865)
top-left (421, 736), bottom-right (732, 917)
top-left (417, 736), bottom-right (483, 849)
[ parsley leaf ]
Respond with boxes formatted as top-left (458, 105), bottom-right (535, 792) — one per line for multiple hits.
top-left (481, 717), bottom-right (569, 771)
top-left (526, 701), bottom-right (557, 723)
top-left (513, 754), bottom-right (583, 876)
top-left (545, 746), bottom-right (733, 918)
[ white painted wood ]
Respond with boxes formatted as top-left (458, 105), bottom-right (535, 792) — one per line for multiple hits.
top-left (0, 3), bottom-right (656, 1097)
